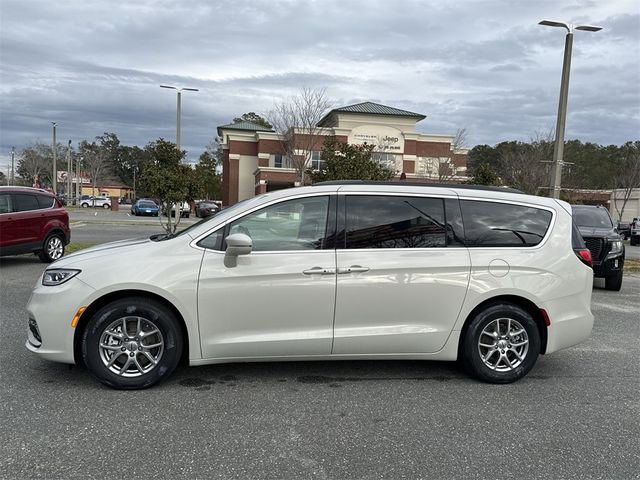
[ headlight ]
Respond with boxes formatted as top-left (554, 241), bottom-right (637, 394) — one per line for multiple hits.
top-left (608, 240), bottom-right (623, 256)
top-left (42, 269), bottom-right (81, 286)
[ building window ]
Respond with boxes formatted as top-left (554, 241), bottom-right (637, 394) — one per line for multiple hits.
top-left (273, 154), bottom-right (293, 169)
top-left (311, 151), bottom-right (325, 171)
top-left (416, 156), bottom-right (457, 178)
top-left (416, 157), bottom-right (439, 177)
top-left (372, 153), bottom-right (397, 171)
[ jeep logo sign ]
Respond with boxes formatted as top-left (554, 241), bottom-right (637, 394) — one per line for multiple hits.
top-left (348, 125), bottom-right (405, 153)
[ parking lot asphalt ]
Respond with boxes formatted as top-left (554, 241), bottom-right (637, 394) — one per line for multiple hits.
top-left (0, 230), bottom-right (639, 479)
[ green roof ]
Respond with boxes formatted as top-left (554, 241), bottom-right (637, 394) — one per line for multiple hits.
top-left (217, 121), bottom-right (274, 137)
top-left (318, 101), bottom-right (426, 126)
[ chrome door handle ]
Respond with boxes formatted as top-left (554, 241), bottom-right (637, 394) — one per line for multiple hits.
top-left (302, 267), bottom-right (336, 275)
top-left (337, 265), bottom-right (370, 274)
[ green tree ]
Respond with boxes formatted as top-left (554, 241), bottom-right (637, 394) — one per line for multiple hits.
top-left (233, 112), bottom-right (273, 130)
top-left (195, 141), bottom-right (222, 200)
top-left (470, 162), bottom-right (500, 186)
top-left (140, 138), bottom-right (204, 234)
top-left (307, 137), bottom-right (395, 183)
top-left (467, 144), bottom-right (499, 176)
top-left (113, 145), bottom-right (150, 194)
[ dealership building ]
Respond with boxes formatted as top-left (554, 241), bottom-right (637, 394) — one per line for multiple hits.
top-left (218, 102), bottom-right (468, 206)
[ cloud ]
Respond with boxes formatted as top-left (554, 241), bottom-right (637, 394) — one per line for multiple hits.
top-left (0, 0), bottom-right (638, 170)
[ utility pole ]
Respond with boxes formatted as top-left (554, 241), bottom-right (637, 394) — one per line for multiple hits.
top-left (10, 147), bottom-right (15, 185)
top-left (52, 122), bottom-right (57, 194)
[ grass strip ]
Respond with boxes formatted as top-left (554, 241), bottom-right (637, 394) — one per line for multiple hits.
top-left (66, 243), bottom-right (96, 254)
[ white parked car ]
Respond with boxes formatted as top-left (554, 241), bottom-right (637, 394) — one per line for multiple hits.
top-left (26, 182), bottom-right (594, 389)
top-left (80, 196), bottom-right (111, 209)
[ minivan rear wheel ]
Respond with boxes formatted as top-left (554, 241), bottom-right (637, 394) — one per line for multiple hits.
top-left (462, 303), bottom-right (540, 384)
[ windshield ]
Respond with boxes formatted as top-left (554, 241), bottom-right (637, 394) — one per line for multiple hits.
top-left (572, 206), bottom-right (613, 229)
top-left (139, 201), bottom-right (157, 208)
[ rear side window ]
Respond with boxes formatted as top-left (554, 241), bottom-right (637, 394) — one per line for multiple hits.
top-left (37, 195), bottom-right (54, 209)
top-left (345, 195), bottom-right (446, 248)
top-left (461, 200), bottom-right (552, 247)
top-left (12, 194), bottom-right (40, 212)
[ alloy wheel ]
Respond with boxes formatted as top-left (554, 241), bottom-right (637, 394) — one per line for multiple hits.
top-left (478, 317), bottom-right (529, 372)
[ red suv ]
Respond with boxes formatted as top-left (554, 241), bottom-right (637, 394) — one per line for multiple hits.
top-left (0, 187), bottom-right (70, 262)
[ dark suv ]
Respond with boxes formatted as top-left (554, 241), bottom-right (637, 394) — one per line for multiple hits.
top-left (571, 205), bottom-right (624, 291)
top-left (0, 187), bottom-right (71, 262)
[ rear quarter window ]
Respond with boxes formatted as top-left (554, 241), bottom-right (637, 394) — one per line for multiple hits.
top-left (37, 195), bottom-right (55, 209)
top-left (460, 200), bottom-right (552, 247)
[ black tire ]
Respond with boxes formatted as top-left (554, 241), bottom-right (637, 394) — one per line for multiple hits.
top-left (605, 270), bottom-right (623, 291)
top-left (38, 232), bottom-right (65, 263)
top-left (462, 303), bottom-right (540, 384)
top-left (81, 297), bottom-right (183, 389)
top-left (103, 203), bottom-right (110, 209)
top-left (81, 203), bottom-right (89, 208)
top-left (631, 236), bottom-right (638, 246)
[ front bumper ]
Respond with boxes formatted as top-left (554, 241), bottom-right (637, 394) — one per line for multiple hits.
top-left (25, 275), bottom-right (96, 364)
top-left (593, 254), bottom-right (624, 278)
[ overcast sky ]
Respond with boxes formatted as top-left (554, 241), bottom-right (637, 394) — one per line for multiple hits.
top-left (0, 0), bottom-right (638, 172)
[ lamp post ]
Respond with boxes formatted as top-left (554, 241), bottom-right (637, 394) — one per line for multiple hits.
top-left (539, 20), bottom-right (602, 199)
top-left (51, 122), bottom-right (58, 194)
top-left (10, 147), bottom-right (15, 185)
top-left (66, 140), bottom-right (72, 202)
top-left (76, 155), bottom-right (82, 205)
top-left (160, 85), bottom-right (199, 151)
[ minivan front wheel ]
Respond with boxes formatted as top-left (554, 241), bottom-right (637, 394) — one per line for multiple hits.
top-left (38, 233), bottom-right (65, 263)
top-left (81, 297), bottom-right (183, 389)
top-left (462, 303), bottom-right (540, 384)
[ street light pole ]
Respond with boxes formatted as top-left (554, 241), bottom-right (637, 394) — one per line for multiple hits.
top-left (160, 85), bottom-right (199, 151)
top-left (539, 20), bottom-right (602, 198)
top-left (67, 140), bottom-right (72, 202)
top-left (52, 122), bottom-right (57, 194)
top-left (11, 146), bottom-right (15, 185)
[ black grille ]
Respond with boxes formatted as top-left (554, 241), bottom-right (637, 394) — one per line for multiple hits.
top-left (584, 237), bottom-right (605, 260)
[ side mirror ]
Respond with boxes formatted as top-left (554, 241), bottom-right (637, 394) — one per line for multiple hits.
top-left (224, 233), bottom-right (252, 267)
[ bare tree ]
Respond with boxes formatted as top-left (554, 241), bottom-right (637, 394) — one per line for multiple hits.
top-left (268, 87), bottom-right (332, 184)
top-left (439, 128), bottom-right (468, 182)
top-left (498, 131), bottom-right (553, 195)
top-left (78, 133), bottom-right (117, 198)
top-left (612, 141), bottom-right (640, 220)
top-left (17, 142), bottom-right (54, 187)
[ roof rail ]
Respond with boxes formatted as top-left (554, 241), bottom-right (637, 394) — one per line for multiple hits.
top-left (312, 180), bottom-right (524, 194)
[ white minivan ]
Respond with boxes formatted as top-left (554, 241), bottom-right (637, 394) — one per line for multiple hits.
top-left (26, 182), bottom-right (594, 389)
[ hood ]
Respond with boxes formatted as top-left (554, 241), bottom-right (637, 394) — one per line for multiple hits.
top-left (577, 226), bottom-right (618, 238)
top-left (55, 237), bottom-right (152, 265)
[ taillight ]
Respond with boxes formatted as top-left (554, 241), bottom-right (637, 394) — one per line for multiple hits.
top-left (575, 248), bottom-right (592, 267)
